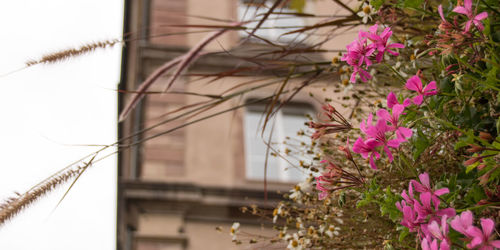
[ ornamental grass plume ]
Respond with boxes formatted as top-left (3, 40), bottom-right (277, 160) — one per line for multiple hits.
top-left (25, 39), bottom-right (121, 67)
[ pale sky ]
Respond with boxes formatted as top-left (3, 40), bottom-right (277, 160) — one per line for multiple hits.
top-left (0, 1), bottom-right (122, 249)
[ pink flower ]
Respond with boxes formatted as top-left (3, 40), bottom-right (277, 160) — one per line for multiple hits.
top-left (452, 0), bottom-right (488, 32)
top-left (341, 32), bottom-right (375, 67)
top-left (397, 183), bottom-right (415, 210)
top-left (364, 119), bottom-right (403, 162)
top-left (364, 24), bottom-right (405, 62)
top-left (410, 172), bottom-right (450, 206)
top-left (360, 114), bottom-right (374, 134)
top-left (465, 218), bottom-right (500, 249)
top-left (315, 178), bottom-right (329, 200)
top-left (352, 137), bottom-right (382, 169)
top-left (400, 204), bottom-right (421, 232)
top-left (387, 92), bottom-right (411, 109)
top-left (421, 237), bottom-right (439, 250)
top-left (350, 65), bottom-right (372, 83)
top-left (426, 216), bottom-right (451, 250)
top-left (376, 104), bottom-right (413, 141)
top-left (413, 192), bottom-right (456, 223)
top-left (405, 75), bottom-right (438, 105)
top-left (450, 210), bottom-right (475, 238)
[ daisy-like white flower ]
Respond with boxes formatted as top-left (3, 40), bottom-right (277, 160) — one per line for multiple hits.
top-left (357, 2), bottom-right (373, 24)
top-left (230, 222), bottom-right (240, 241)
top-left (287, 233), bottom-right (303, 250)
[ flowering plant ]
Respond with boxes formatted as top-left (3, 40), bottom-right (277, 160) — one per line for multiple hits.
top-left (230, 0), bottom-right (500, 249)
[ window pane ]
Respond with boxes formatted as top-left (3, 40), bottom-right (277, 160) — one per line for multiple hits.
top-left (244, 104), bottom-right (314, 182)
top-left (244, 110), bottom-right (280, 180)
top-left (237, 1), bottom-right (306, 43)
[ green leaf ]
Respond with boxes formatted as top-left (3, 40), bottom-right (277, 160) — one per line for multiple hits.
top-left (400, 0), bottom-right (423, 8)
top-left (398, 227), bottom-right (410, 242)
top-left (413, 129), bottom-right (429, 160)
top-left (370, 0), bottom-right (385, 10)
top-left (289, 0), bottom-right (306, 13)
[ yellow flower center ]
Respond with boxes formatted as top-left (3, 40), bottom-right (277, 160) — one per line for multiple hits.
top-left (291, 240), bottom-right (299, 247)
top-left (363, 6), bottom-right (371, 14)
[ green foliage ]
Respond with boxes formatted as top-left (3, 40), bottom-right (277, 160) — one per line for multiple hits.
top-left (357, 179), bottom-right (402, 222)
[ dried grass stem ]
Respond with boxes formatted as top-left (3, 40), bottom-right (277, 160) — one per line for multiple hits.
top-left (25, 39), bottom-right (121, 67)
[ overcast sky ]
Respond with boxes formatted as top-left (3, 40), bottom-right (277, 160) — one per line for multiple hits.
top-left (0, 1), bottom-right (122, 249)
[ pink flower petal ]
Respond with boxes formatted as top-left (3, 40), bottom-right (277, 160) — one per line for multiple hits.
top-left (423, 81), bottom-right (437, 95)
top-left (480, 218), bottom-right (495, 238)
top-left (467, 234), bottom-right (483, 249)
top-left (419, 172), bottom-right (430, 189)
top-left (369, 153), bottom-right (378, 169)
top-left (466, 226), bottom-right (484, 239)
top-left (453, 6), bottom-right (469, 16)
top-left (427, 221), bottom-right (442, 239)
top-left (490, 240), bottom-right (500, 248)
top-left (388, 43), bottom-right (405, 49)
top-left (436, 208), bottom-right (456, 218)
top-left (438, 5), bottom-right (446, 21)
top-left (473, 20), bottom-right (484, 31)
top-left (412, 95), bottom-right (424, 105)
top-left (384, 145), bottom-right (394, 162)
top-left (392, 104), bottom-right (405, 118)
top-left (402, 98), bottom-right (411, 107)
top-left (405, 75), bottom-right (422, 92)
top-left (350, 71), bottom-right (357, 83)
top-left (396, 127), bottom-right (413, 140)
top-left (376, 109), bottom-right (391, 122)
top-left (464, 0), bottom-right (472, 12)
top-left (439, 240), bottom-right (450, 250)
top-left (387, 92), bottom-right (398, 109)
top-left (434, 188), bottom-right (449, 196)
top-left (475, 12), bottom-right (488, 21)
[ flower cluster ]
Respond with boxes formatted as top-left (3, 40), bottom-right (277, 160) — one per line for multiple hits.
top-left (308, 104), bottom-right (351, 140)
top-left (351, 73), bottom-right (439, 169)
top-left (352, 93), bottom-right (411, 169)
top-left (315, 157), bottom-right (364, 200)
top-left (341, 24), bottom-right (404, 83)
top-left (397, 173), bottom-right (500, 249)
top-left (432, 0), bottom-right (488, 55)
top-left (450, 0), bottom-right (488, 33)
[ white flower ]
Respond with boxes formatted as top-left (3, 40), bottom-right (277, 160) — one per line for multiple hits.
top-left (230, 222), bottom-right (240, 241)
top-left (287, 233), bottom-right (303, 250)
top-left (273, 204), bottom-right (284, 223)
top-left (357, 3), bottom-right (374, 23)
top-left (334, 218), bottom-right (344, 224)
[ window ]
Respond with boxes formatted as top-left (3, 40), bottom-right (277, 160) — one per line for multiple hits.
top-left (243, 102), bottom-right (314, 182)
top-left (237, 0), bottom-right (307, 44)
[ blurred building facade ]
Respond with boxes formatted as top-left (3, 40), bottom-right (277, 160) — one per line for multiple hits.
top-left (117, 1), bottom-right (355, 249)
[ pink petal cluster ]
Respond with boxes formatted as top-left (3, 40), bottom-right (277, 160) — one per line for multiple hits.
top-left (398, 173), bottom-right (500, 249)
top-left (315, 161), bottom-right (342, 200)
top-left (342, 24), bottom-right (404, 83)
top-left (396, 172), bottom-right (454, 248)
top-left (451, 0), bottom-right (488, 32)
top-left (352, 93), bottom-right (412, 169)
top-left (405, 75), bottom-right (438, 105)
top-left (451, 211), bottom-right (500, 249)
top-left (363, 24), bottom-right (405, 63)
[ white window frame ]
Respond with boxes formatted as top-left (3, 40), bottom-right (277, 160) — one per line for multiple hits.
top-left (243, 102), bottom-right (314, 182)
